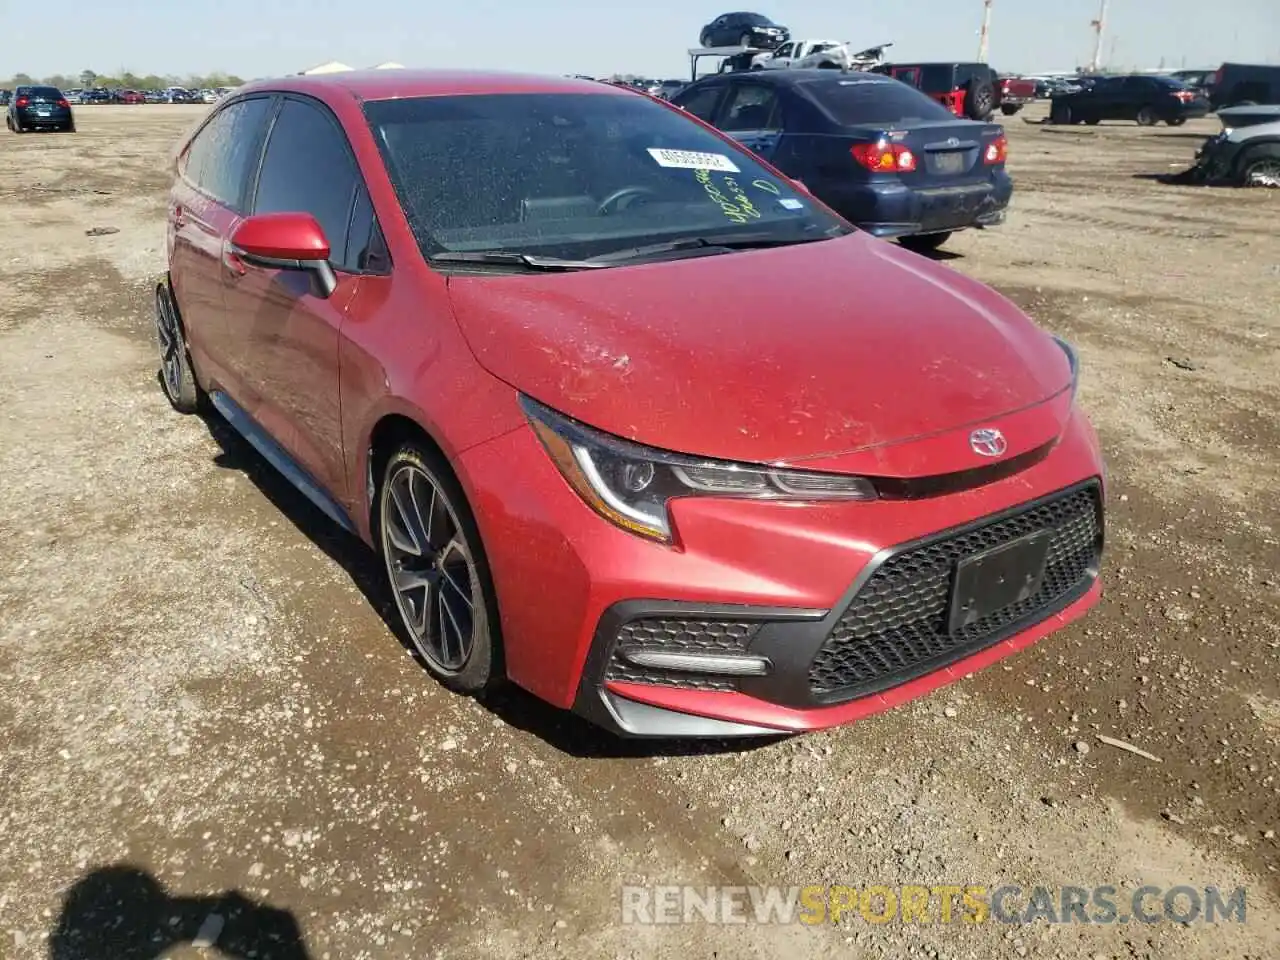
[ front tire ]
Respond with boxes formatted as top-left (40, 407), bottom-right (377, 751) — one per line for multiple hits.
top-left (154, 281), bottom-right (202, 413)
top-left (1050, 101), bottom-right (1072, 125)
top-left (378, 443), bottom-right (502, 694)
top-left (739, 32), bottom-right (752, 47)
top-left (1001, 103), bottom-right (1022, 116)
top-left (898, 232), bottom-right (952, 254)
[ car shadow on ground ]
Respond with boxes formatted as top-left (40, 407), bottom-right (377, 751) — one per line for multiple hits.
top-left (197, 408), bottom-right (785, 761)
top-left (48, 864), bottom-right (311, 960)
top-left (1131, 171), bottom-right (1233, 188)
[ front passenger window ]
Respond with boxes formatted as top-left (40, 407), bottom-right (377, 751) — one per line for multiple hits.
top-left (253, 98), bottom-right (358, 260)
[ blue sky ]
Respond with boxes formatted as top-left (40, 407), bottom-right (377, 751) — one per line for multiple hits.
top-left (7, 0), bottom-right (1278, 80)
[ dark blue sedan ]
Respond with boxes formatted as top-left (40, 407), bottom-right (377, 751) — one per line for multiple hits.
top-left (670, 69), bottom-right (1012, 251)
top-left (6, 85), bottom-right (75, 134)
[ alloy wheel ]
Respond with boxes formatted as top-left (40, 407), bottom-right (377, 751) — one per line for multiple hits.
top-left (154, 286), bottom-right (183, 400)
top-left (1244, 159), bottom-right (1280, 188)
top-left (381, 461), bottom-right (480, 674)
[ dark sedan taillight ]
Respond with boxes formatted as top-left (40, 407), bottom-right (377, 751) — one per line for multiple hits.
top-left (983, 134), bottom-right (1008, 164)
top-left (57, 98), bottom-right (70, 108)
top-left (15, 97), bottom-right (29, 108)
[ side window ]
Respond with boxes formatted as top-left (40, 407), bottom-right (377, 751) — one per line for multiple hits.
top-left (775, 43), bottom-right (793, 59)
top-left (252, 98), bottom-right (359, 259)
top-left (720, 84), bottom-right (780, 130)
top-left (199, 97), bottom-right (273, 210)
top-left (342, 186), bottom-right (390, 274)
top-left (675, 84), bottom-right (725, 122)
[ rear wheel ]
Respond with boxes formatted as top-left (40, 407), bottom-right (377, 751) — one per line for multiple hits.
top-left (1167, 116), bottom-right (1186, 126)
top-left (1085, 117), bottom-right (1101, 125)
top-left (154, 280), bottom-right (202, 413)
top-left (899, 232), bottom-right (952, 254)
top-left (1135, 106), bottom-right (1158, 126)
top-left (1050, 101), bottom-right (1072, 124)
top-left (378, 442), bottom-right (502, 694)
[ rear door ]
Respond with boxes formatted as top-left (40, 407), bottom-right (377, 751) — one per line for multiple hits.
top-left (227, 95), bottom-right (367, 502)
top-left (714, 80), bottom-right (785, 159)
top-left (168, 96), bottom-right (275, 391)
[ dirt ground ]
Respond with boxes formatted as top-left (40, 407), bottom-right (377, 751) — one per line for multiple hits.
top-left (0, 102), bottom-right (1277, 960)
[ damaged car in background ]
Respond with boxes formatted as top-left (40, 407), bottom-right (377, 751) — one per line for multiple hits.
top-left (1171, 104), bottom-right (1280, 187)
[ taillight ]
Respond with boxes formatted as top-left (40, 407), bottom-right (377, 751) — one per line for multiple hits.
top-left (1174, 90), bottom-right (1193, 103)
top-left (57, 99), bottom-right (69, 108)
top-left (851, 140), bottom-right (917, 173)
top-left (983, 135), bottom-right (1008, 164)
top-left (15, 97), bottom-right (29, 108)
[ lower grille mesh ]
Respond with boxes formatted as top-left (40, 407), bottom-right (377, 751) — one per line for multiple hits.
top-left (808, 485), bottom-right (1101, 699)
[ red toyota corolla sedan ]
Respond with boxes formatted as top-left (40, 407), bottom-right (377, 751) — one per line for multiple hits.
top-left (156, 70), bottom-right (1104, 738)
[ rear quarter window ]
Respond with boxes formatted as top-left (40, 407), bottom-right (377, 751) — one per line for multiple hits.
top-left (801, 78), bottom-right (957, 126)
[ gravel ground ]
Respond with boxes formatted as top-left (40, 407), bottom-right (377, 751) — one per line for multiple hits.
top-left (0, 103), bottom-right (1277, 960)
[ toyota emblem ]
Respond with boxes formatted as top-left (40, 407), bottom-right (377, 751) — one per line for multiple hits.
top-left (969, 427), bottom-right (1007, 457)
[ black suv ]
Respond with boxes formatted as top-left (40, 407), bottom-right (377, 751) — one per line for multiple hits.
top-left (698, 12), bottom-right (789, 49)
top-left (1208, 63), bottom-right (1280, 110)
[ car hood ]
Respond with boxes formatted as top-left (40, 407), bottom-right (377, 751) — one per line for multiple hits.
top-left (445, 232), bottom-right (1072, 468)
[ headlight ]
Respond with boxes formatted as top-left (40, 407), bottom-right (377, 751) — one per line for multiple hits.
top-left (521, 396), bottom-right (876, 542)
top-left (1052, 335), bottom-right (1080, 402)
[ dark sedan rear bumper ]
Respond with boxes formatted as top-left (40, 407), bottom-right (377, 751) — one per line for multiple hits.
top-left (13, 107), bottom-right (73, 129)
top-left (823, 174), bottom-right (1014, 238)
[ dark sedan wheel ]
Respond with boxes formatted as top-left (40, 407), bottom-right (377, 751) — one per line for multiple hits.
top-left (154, 281), bottom-right (201, 412)
top-left (1167, 117), bottom-right (1186, 126)
top-left (1050, 102), bottom-right (1072, 125)
top-left (1136, 107), bottom-right (1158, 126)
top-left (379, 444), bottom-right (500, 693)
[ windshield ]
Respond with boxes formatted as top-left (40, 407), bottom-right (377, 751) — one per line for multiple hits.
top-left (365, 92), bottom-right (845, 261)
top-left (803, 77), bottom-right (957, 125)
top-left (740, 13), bottom-right (773, 26)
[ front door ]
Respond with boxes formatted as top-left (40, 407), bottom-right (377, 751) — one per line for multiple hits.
top-left (224, 96), bottom-right (363, 504)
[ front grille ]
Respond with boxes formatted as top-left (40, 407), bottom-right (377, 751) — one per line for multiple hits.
top-left (604, 617), bottom-right (759, 692)
top-left (809, 484), bottom-right (1101, 700)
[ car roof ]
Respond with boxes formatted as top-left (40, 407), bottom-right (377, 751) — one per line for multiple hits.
top-left (236, 69), bottom-right (631, 103)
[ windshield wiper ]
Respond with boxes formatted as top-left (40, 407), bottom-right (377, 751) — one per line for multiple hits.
top-left (429, 251), bottom-right (606, 271)
top-left (585, 230), bottom-right (838, 264)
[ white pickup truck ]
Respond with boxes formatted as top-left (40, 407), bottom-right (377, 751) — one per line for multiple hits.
top-left (754, 39), bottom-right (847, 70)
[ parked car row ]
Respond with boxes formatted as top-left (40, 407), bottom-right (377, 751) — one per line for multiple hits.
top-left (62, 86), bottom-right (229, 105)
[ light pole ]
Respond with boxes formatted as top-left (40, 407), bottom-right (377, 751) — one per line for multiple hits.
top-left (977, 0), bottom-right (994, 63)
top-left (1090, 0), bottom-right (1109, 73)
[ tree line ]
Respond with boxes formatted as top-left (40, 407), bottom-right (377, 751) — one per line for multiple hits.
top-left (2, 70), bottom-right (246, 90)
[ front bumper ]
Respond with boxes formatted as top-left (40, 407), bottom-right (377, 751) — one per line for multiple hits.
top-left (457, 407), bottom-right (1104, 738)
top-left (824, 174), bottom-right (1014, 239)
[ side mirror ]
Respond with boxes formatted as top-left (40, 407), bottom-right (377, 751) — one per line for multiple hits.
top-left (230, 212), bottom-right (338, 299)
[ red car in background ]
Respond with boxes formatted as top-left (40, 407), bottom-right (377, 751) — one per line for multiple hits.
top-left (156, 69), bottom-right (1104, 738)
top-left (118, 89), bottom-right (145, 104)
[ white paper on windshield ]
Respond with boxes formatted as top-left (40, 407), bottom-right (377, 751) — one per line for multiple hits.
top-left (778, 198), bottom-right (805, 210)
top-left (647, 148), bottom-right (740, 172)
